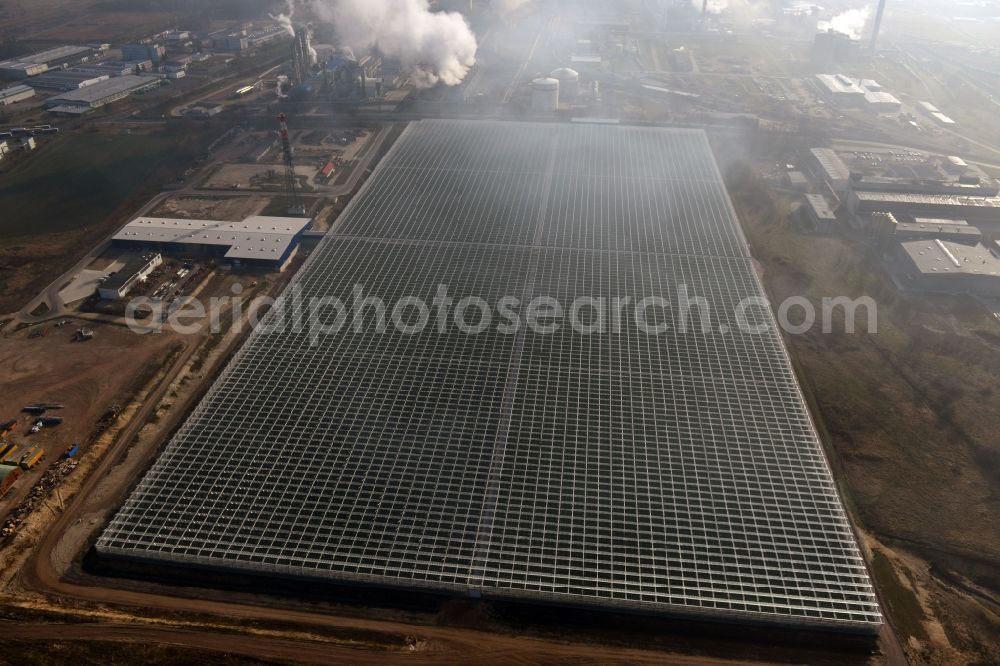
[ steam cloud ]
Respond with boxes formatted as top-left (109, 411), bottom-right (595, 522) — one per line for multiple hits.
top-left (817, 6), bottom-right (871, 40)
top-left (310, 0), bottom-right (477, 87)
top-left (491, 0), bottom-right (531, 13)
top-left (691, 0), bottom-right (730, 14)
top-left (270, 0), bottom-right (297, 36)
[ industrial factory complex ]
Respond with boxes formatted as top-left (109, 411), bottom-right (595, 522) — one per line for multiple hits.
top-left (95, 120), bottom-right (882, 635)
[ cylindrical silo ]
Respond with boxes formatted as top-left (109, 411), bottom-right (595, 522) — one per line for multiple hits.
top-left (531, 77), bottom-right (559, 111)
top-left (549, 67), bottom-right (579, 101)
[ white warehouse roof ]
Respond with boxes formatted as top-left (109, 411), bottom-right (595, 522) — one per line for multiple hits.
top-left (816, 74), bottom-right (866, 96)
top-left (113, 215), bottom-right (312, 261)
top-left (46, 74), bottom-right (158, 107)
top-left (901, 239), bottom-right (1000, 276)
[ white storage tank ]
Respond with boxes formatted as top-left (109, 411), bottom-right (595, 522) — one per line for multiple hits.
top-left (549, 67), bottom-right (579, 101)
top-left (531, 77), bottom-right (559, 111)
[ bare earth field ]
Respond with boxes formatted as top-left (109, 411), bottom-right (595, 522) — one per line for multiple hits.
top-left (28, 11), bottom-right (175, 43)
top-left (726, 164), bottom-right (1000, 666)
top-left (0, 321), bottom-right (181, 529)
top-left (148, 195), bottom-right (270, 221)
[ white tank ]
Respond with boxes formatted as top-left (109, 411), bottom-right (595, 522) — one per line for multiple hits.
top-left (549, 67), bottom-right (579, 100)
top-left (531, 77), bottom-right (559, 111)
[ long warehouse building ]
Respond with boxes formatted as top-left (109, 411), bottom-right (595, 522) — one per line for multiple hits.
top-left (96, 120), bottom-right (882, 636)
top-left (44, 74), bottom-right (159, 114)
top-left (0, 45), bottom-right (101, 78)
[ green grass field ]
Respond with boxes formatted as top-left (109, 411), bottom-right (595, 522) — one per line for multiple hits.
top-left (0, 131), bottom-right (197, 238)
top-left (0, 127), bottom-right (213, 312)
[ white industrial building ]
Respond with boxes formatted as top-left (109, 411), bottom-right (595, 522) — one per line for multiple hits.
top-left (815, 74), bottom-right (866, 103)
top-left (98, 253), bottom-right (163, 300)
top-left (44, 75), bottom-right (160, 114)
top-left (0, 83), bottom-right (34, 105)
top-left (816, 74), bottom-right (901, 111)
top-left (111, 215), bottom-right (313, 271)
top-left (863, 91), bottom-right (901, 112)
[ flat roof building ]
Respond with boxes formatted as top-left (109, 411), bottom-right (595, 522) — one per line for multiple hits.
top-left (111, 215), bottom-right (312, 270)
top-left (815, 74), bottom-right (866, 102)
top-left (892, 239), bottom-right (1000, 295)
top-left (44, 75), bottom-right (160, 113)
top-left (98, 252), bottom-right (163, 300)
top-left (863, 91), bottom-right (901, 112)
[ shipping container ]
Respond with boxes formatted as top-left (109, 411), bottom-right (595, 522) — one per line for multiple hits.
top-left (20, 447), bottom-right (44, 470)
top-left (0, 465), bottom-right (21, 497)
top-left (1, 444), bottom-right (18, 464)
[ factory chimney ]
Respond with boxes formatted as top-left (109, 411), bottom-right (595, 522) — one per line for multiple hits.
top-left (702, 0), bottom-right (708, 21)
top-left (870, 0), bottom-right (888, 51)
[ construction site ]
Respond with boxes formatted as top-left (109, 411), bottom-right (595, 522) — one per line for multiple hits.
top-left (0, 0), bottom-right (999, 664)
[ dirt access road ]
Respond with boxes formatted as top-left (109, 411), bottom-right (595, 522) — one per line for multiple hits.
top-left (4, 622), bottom-right (777, 665)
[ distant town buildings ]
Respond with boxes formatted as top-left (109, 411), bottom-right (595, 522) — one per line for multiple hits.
top-left (120, 43), bottom-right (166, 63)
top-left (814, 74), bottom-right (901, 112)
top-left (44, 75), bottom-right (160, 114)
top-left (0, 83), bottom-right (34, 105)
top-left (0, 45), bottom-right (103, 78)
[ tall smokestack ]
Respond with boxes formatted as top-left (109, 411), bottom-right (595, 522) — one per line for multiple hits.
top-left (870, 0), bottom-right (887, 50)
top-left (702, 0), bottom-right (708, 21)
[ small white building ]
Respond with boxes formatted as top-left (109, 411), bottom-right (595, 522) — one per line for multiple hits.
top-left (20, 136), bottom-right (36, 151)
top-left (97, 253), bottom-right (163, 300)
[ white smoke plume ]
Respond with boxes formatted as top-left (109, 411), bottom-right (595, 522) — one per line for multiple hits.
top-left (491, 0), bottom-right (531, 13)
top-left (691, 0), bottom-right (729, 14)
top-left (270, 0), bottom-right (297, 36)
top-left (310, 0), bottom-right (477, 87)
top-left (817, 6), bottom-right (871, 40)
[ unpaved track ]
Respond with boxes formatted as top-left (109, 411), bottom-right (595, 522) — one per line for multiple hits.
top-left (4, 622), bottom-right (767, 665)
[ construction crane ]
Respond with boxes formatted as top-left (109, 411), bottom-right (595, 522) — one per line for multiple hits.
top-left (278, 112), bottom-right (306, 216)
